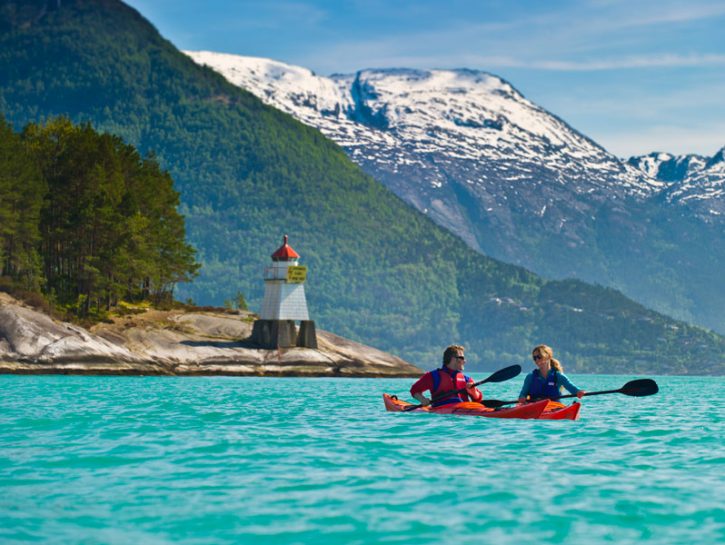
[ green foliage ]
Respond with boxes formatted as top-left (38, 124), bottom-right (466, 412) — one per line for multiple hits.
top-left (237, 293), bottom-right (248, 311)
top-left (0, 113), bottom-right (199, 317)
top-left (223, 290), bottom-right (248, 312)
top-left (0, 0), bottom-right (723, 374)
top-left (0, 116), bottom-right (45, 290)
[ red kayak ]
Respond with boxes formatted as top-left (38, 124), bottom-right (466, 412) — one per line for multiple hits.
top-left (383, 393), bottom-right (549, 419)
top-left (540, 400), bottom-right (581, 420)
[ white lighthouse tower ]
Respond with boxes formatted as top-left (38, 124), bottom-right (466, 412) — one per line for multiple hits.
top-left (251, 235), bottom-right (317, 348)
top-left (260, 235), bottom-right (309, 320)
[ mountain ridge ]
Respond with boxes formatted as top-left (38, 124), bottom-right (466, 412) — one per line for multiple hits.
top-left (628, 148), bottom-right (725, 218)
top-left (185, 51), bottom-right (725, 334)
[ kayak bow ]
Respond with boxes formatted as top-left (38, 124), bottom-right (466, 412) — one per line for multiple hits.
top-left (539, 400), bottom-right (581, 420)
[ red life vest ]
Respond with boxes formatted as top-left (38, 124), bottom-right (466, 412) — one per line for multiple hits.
top-left (431, 367), bottom-right (472, 407)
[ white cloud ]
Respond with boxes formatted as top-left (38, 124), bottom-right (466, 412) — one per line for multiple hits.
top-left (495, 54), bottom-right (725, 71)
top-left (305, 49), bottom-right (725, 76)
top-left (296, 2), bottom-right (725, 74)
top-left (612, 2), bottom-right (725, 27)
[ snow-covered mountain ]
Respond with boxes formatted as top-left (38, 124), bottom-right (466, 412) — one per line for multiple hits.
top-left (186, 51), bottom-right (671, 251)
top-left (628, 149), bottom-right (725, 219)
top-left (627, 152), bottom-right (707, 182)
top-left (186, 51), bottom-right (725, 334)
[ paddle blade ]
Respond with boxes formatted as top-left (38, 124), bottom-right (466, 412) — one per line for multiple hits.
top-left (620, 379), bottom-right (659, 397)
top-left (482, 364), bottom-right (521, 384)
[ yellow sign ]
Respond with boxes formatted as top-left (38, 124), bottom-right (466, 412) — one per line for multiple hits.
top-left (286, 266), bottom-right (308, 283)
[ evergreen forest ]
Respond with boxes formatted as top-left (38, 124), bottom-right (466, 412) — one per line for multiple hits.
top-left (0, 115), bottom-right (199, 319)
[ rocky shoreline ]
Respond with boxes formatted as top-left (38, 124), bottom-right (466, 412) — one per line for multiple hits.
top-left (0, 294), bottom-right (422, 377)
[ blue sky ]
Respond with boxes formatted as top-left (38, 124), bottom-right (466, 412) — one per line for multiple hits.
top-left (125, 0), bottom-right (725, 157)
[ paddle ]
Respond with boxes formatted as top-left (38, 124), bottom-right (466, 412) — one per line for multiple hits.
top-left (481, 378), bottom-right (659, 408)
top-left (403, 364), bottom-right (521, 411)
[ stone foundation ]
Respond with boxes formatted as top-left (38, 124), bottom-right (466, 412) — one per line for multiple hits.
top-left (251, 319), bottom-right (317, 349)
top-left (296, 320), bottom-right (317, 349)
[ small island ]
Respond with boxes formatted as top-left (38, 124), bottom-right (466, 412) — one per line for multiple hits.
top-left (0, 292), bottom-right (422, 378)
top-left (0, 117), bottom-right (419, 378)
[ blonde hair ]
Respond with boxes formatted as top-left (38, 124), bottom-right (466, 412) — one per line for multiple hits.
top-left (532, 344), bottom-right (563, 373)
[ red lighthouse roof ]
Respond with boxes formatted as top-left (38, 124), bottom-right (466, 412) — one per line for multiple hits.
top-left (271, 235), bottom-right (300, 261)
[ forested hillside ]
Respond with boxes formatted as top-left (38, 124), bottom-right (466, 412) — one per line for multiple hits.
top-left (1, 0), bottom-right (723, 374)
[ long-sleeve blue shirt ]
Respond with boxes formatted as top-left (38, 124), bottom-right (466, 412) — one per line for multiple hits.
top-left (518, 369), bottom-right (582, 399)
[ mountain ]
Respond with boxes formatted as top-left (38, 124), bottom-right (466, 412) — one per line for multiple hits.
top-left (628, 149), bottom-right (725, 218)
top-left (626, 152), bottom-right (707, 182)
top-left (185, 52), bottom-right (725, 335)
top-left (1, 0), bottom-right (724, 374)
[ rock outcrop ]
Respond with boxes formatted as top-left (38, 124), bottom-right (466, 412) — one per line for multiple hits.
top-left (0, 294), bottom-right (422, 377)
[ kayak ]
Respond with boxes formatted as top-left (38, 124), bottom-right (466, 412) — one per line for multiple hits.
top-left (540, 400), bottom-right (581, 420)
top-left (383, 393), bottom-right (549, 419)
top-left (384, 394), bottom-right (581, 420)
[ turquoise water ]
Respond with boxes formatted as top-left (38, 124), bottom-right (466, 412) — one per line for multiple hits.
top-left (1, 374), bottom-right (723, 545)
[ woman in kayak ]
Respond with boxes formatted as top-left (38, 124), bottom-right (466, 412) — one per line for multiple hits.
top-left (410, 344), bottom-right (483, 407)
top-left (518, 344), bottom-right (585, 403)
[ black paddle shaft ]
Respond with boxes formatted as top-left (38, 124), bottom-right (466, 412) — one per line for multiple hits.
top-left (443, 364), bottom-right (521, 398)
top-left (402, 364), bottom-right (521, 411)
top-left (482, 378), bottom-right (659, 408)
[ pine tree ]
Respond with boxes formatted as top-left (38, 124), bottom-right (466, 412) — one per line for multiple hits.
top-left (0, 115), bottom-right (45, 290)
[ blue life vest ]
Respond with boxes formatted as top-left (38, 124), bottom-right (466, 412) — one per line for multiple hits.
top-left (430, 367), bottom-right (471, 407)
top-left (528, 370), bottom-right (561, 400)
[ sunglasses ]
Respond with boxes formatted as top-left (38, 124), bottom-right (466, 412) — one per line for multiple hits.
top-left (452, 355), bottom-right (466, 361)
top-left (532, 354), bottom-right (543, 361)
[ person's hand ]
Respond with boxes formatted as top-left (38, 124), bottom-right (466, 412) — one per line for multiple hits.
top-left (576, 390), bottom-right (586, 399)
top-left (413, 393), bottom-right (431, 406)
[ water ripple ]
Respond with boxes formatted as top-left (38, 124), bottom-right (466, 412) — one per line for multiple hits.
top-left (1, 375), bottom-right (723, 545)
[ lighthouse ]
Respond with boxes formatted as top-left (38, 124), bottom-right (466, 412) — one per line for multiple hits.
top-left (251, 235), bottom-right (317, 349)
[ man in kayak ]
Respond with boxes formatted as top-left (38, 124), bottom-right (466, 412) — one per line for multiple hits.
top-left (518, 344), bottom-right (586, 403)
top-left (410, 345), bottom-right (483, 407)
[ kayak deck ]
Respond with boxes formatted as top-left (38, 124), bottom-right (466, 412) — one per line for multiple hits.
top-left (383, 394), bottom-right (549, 419)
